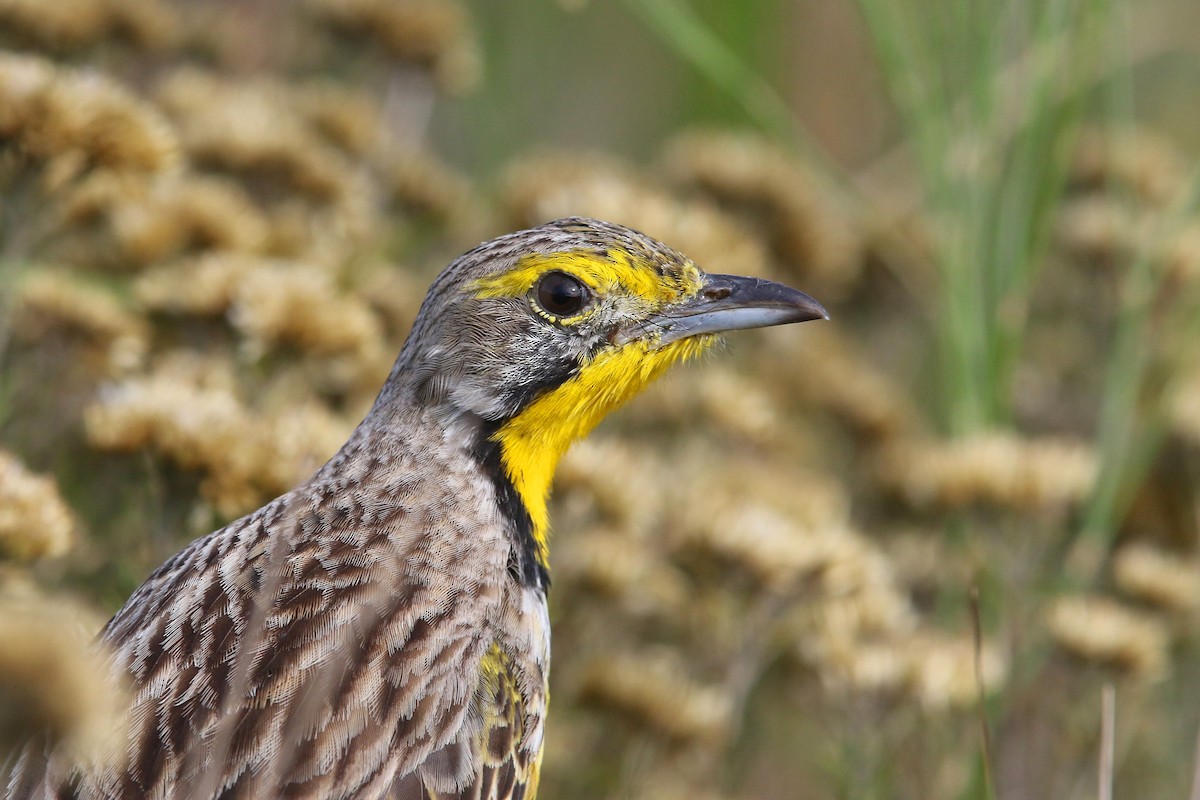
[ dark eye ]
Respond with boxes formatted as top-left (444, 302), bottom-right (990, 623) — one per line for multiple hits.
top-left (535, 272), bottom-right (589, 317)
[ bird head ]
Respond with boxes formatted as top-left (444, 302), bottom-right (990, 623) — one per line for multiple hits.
top-left (384, 217), bottom-right (826, 422)
top-left (372, 217), bottom-right (826, 558)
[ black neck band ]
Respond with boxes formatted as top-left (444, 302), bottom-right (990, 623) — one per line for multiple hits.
top-left (470, 420), bottom-right (550, 592)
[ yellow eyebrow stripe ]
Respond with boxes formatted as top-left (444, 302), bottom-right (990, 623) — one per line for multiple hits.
top-left (469, 248), bottom-right (695, 306)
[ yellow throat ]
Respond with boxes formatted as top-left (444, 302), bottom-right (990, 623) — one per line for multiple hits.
top-left (471, 248), bottom-right (711, 568)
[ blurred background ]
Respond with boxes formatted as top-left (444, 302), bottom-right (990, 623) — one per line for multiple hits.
top-left (2, 1), bottom-right (1200, 798)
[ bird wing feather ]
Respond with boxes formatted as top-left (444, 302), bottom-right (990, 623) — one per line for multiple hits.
top-left (13, 434), bottom-right (536, 800)
top-left (405, 645), bottom-right (538, 800)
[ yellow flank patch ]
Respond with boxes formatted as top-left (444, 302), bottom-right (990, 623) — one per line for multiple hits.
top-left (492, 335), bottom-right (713, 566)
top-left (476, 643), bottom-right (525, 767)
top-left (478, 642), bottom-right (512, 685)
top-left (470, 248), bottom-right (701, 308)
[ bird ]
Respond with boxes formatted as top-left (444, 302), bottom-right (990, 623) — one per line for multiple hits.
top-left (6, 217), bottom-right (826, 800)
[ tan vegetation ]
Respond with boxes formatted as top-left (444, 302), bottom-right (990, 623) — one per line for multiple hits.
top-left (2, 2), bottom-right (1199, 798)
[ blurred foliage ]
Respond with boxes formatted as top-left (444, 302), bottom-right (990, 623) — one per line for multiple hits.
top-left (3, 1), bottom-right (1200, 799)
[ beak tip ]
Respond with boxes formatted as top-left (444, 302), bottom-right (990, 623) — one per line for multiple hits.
top-left (792, 293), bottom-right (829, 324)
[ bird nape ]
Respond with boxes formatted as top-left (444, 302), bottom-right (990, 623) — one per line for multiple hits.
top-left (5, 217), bottom-right (826, 800)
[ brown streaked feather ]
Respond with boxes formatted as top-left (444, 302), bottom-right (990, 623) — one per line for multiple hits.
top-left (8, 422), bottom-right (547, 800)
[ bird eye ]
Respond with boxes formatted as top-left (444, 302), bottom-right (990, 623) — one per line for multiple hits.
top-left (535, 272), bottom-right (589, 317)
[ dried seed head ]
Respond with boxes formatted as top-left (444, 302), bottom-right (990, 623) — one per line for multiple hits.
top-left (797, 543), bottom-right (917, 641)
top-left (1113, 542), bottom-right (1200, 612)
top-left (798, 590), bottom-right (920, 695)
top-left (133, 251), bottom-right (245, 314)
top-left (627, 777), bottom-right (737, 800)
top-left (136, 253), bottom-right (385, 365)
top-left (904, 632), bottom-right (1006, 709)
top-left (95, 0), bottom-right (180, 49)
top-left (809, 630), bottom-right (1006, 710)
top-left (305, 0), bottom-right (480, 93)
top-left (0, 53), bottom-right (178, 175)
top-left (818, 639), bottom-right (909, 696)
top-left (1162, 222), bottom-right (1200, 285)
top-left (1047, 595), bottom-right (1169, 680)
top-left (554, 530), bottom-right (688, 616)
top-left (663, 131), bottom-right (863, 299)
top-left (155, 69), bottom-right (364, 207)
top-left (230, 260), bottom-right (385, 360)
top-left (13, 271), bottom-right (149, 373)
top-left (557, 438), bottom-right (668, 534)
top-left (84, 358), bottom-right (255, 513)
top-left (0, 0), bottom-right (107, 50)
top-left (1071, 127), bottom-right (1188, 208)
top-left (1056, 195), bottom-right (1138, 265)
top-left (290, 82), bottom-right (383, 157)
top-left (353, 264), bottom-right (426, 341)
top-left (502, 152), bottom-right (770, 280)
top-left (677, 501), bottom-right (849, 591)
top-left (382, 147), bottom-right (487, 238)
top-left (85, 356), bottom-right (353, 515)
top-left (876, 432), bottom-right (1098, 512)
top-left (0, 585), bottom-right (126, 765)
top-left (258, 402), bottom-right (359, 495)
top-left (147, 69), bottom-right (381, 262)
top-left (884, 528), bottom-right (976, 594)
top-left (1057, 195), bottom-right (1200, 287)
top-left (1169, 368), bottom-right (1200, 447)
top-left (774, 326), bottom-right (918, 442)
top-left (578, 649), bottom-right (731, 744)
top-left (0, 451), bottom-right (74, 562)
top-left (62, 171), bottom-right (268, 267)
top-left (691, 366), bottom-right (783, 448)
top-left (670, 457), bottom-right (853, 591)
top-left (0, 0), bottom-right (179, 52)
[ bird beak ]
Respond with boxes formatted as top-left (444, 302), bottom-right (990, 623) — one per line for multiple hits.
top-left (619, 273), bottom-right (828, 347)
